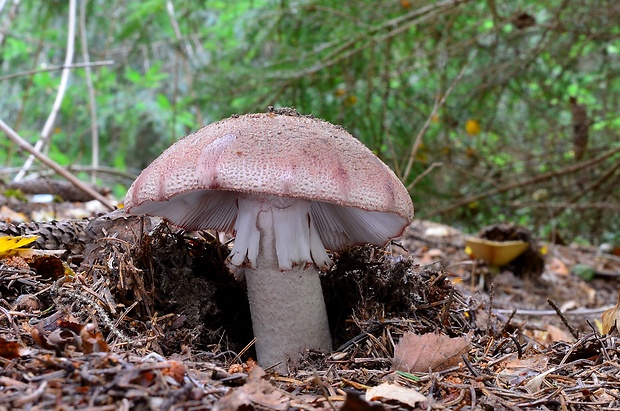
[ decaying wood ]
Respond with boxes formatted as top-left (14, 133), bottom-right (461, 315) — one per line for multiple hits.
top-left (7, 178), bottom-right (110, 202)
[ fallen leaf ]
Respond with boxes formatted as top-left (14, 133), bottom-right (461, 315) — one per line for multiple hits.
top-left (0, 206), bottom-right (27, 223)
top-left (213, 367), bottom-right (289, 411)
top-left (2, 255), bottom-right (30, 270)
top-left (80, 323), bottom-right (110, 354)
top-left (602, 289), bottom-right (620, 334)
top-left (527, 325), bottom-right (573, 346)
top-left (545, 324), bottom-right (572, 342)
top-left (497, 354), bottom-right (549, 386)
top-left (341, 390), bottom-right (386, 411)
top-left (161, 360), bottom-right (186, 384)
top-left (0, 338), bottom-right (23, 359)
top-left (547, 257), bottom-right (570, 276)
top-left (496, 354), bottom-right (548, 386)
top-left (0, 235), bottom-right (38, 257)
top-left (13, 294), bottom-right (41, 312)
top-left (419, 248), bottom-right (444, 265)
top-left (31, 315), bottom-right (108, 354)
top-left (393, 332), bottom-right (471, 372)
top-left (365, 383), bottom-right (426, 408)
top-left (524, 367), bottom-right (557, 393)
top-left (29, 256), bottom-right (68, 280)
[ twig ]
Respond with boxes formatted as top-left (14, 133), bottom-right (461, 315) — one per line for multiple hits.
top-left (265, 0), bottom-right (465, 80)
top-left (232, 338), bottom-right (257, 365)
top-left (587, 319), bottom-right (610, 362)
top-left (14, 0), bottom-right (77, 182)
top-left (402, 56), bottom-right (472, 184)
top-left (0, 118), bottom-right (115, 210)
top-left (425, 147), bottom-right (620, 218)
top-left (567, 158), bottom-right (620, 204)
top-left (79, 0), bottom-right (100, 184)
top-left (314, 371), bottom-right (337, 410)
top-left (0, 306), bottom-right (22, 342)
top-left (0, 0), bottom-right (19, 47)
top-left (407, 162), bottom-right (443, 192)
top-left (508, 201), bottom-right (620, 211)
top-left (547, 299), bottom-right (580, 339)
top-left (165, 0), bottom-right (195, 60)
top-left (0, 60), bottom-right (114, 82)
top-left (12, 381), bottom-right (47, 407)
top-left (493, 306), bottom-right (612, 316)
top-left (0, 164), bottom-right (137, 181)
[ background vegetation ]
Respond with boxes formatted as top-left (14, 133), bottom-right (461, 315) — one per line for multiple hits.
top-left (1, 0), bottom-right (618, 243)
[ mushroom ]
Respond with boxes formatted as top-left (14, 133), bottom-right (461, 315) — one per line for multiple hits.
top-left (464, 237), bottom-right (529, 267)
top-left (125, 109), bottom-right (414, 372)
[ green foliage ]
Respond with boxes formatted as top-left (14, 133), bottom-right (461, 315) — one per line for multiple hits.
top-left (572, 264), bottom-right (596, 282)
top-left (1, 0), bottom-right (618, 242)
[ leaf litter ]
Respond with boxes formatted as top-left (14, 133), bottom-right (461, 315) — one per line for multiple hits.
top-left (0, 210), bottom-right (620, 409)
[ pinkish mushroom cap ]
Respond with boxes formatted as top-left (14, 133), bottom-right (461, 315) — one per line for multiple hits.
top-left (126, 111), bottom-right (413, 263)
top-left (125, 109), bottom-right (414, 371)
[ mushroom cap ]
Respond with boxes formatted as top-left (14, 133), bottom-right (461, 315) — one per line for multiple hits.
top-left (125, 111), bottom-right (414, 250)
top-left (465, 237), bottom-right (529, 267)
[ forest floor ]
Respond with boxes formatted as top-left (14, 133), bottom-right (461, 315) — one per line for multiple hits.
top-left (1, 195), bottom-right (620, 410)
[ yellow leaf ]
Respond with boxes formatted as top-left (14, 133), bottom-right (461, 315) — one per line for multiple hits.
top-left (344, 95), bottom-right (357, 105)
top-left (0, 236), bottom-right (39, 256)
top-left (465, 119), bottom-right (481, 135)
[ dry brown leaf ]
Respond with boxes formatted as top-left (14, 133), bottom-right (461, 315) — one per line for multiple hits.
top-left (602, 289), bottom-right (620, 334)
top-left (503, 354), bottom-right (548, 371)
top-left (365, 383), bottom-right (426, 408)
top-left (524, 367), bottom-right (557, 393)
top-left (547, 257), bottom-right (570, 276)
top-left (161, 360), bottom-right (186, 384)
top-left (0, 337), bottom-right (23, 359)
top-left (213, 367), bottom-right (289, 411)
top-left (418, 248), bottom-right (444, 265)
top-left (28, 256), bottom-right (68, 280)
top-left (496, 354), bottom-right (549, 386)
top-left (341, 391), bottom-right (386, 411)
top-left (527, 325), bottom-right (573, 346)
top-left (393, 332), bottom-right (471, 373)
top-left (545, 324), bottom-right (572, 342)
top-left (31, 315), bottom-right (108, 354)
top-left (80, 323), bottom-right (110, 354)
top-left (0, 206), bottom-right (27, 223)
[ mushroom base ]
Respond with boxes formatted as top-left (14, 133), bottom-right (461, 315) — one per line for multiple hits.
top-left (243, 205), bottom-right (332, 372)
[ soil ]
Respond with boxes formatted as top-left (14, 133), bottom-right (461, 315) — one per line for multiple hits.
top-left (1, 201), bottom-right (620, 410)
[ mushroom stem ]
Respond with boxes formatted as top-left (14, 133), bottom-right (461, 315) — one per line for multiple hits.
top-left (244, 206), bottom-right (332, 372)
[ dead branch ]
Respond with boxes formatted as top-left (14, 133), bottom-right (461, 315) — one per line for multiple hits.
top-left (0, 118), bottom-right (115, 210)
top-left (14, 0), bottom-right (77, 182)
top-left (0, 60), bottom-right (114, 82)
top-left (79, 0), bottom-right (100, 184)
top-left (424, 146), bottom-right (620, 218)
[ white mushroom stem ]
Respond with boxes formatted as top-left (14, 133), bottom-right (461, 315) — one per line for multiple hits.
top-left (230, 195), bottom-right (332, 371)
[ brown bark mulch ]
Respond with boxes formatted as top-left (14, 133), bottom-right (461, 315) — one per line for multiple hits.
top-left (1, 213), bottom-right (620, 410)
